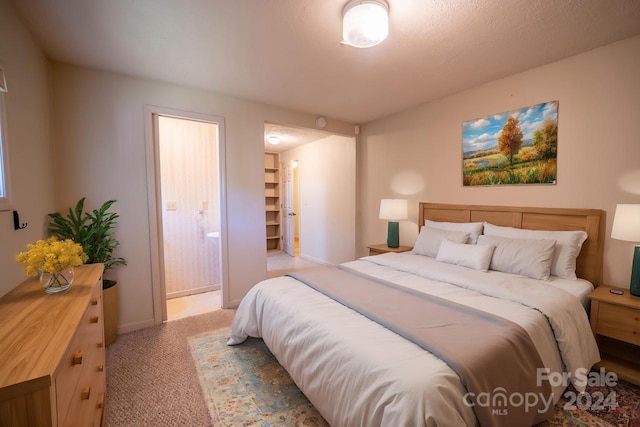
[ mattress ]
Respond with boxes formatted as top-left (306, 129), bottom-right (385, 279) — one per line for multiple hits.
top-left (546, 276), bottom-right (594, 308)
top-left (229, 253), bottom-right (600, 426)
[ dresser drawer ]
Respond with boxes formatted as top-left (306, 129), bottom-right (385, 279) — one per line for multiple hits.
top-left (61, 345), bottom-right (105, 427)
top-left (95, 393), bottom-right (105, 427)
top-left (597, 302), bottom-right (640, 346)
top-left (57, 286), bottom-right (104, 426)
top-left (56, 326), bottom-right (91, 425)
top-left (62, 342), bottom-right (105, 427)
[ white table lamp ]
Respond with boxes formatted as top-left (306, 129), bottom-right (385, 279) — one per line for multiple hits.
top-left (611, 204), bottom-right (640, 296)
top-left (379, 199), bottom-right (408, 248)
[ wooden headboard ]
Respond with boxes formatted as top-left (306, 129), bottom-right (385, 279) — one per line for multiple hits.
top-left (418, 203), bottom-right (606, 286)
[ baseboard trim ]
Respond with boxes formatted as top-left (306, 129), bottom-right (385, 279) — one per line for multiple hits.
top-left (299, 254), bottom-right (333, 266)
top-left (166, 284), bottom-right (220, 300)
top-left (118, 318), bottom-right (155, 335)
top-left (224, 298), bottom-right (242, 309)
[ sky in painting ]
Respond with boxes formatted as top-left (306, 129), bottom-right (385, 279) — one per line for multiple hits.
top-left (462, 101), bottom-right (558, 155)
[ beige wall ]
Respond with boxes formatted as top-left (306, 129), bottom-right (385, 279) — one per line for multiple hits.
top-left (50, 63), bottom-right (354, 332)
top-left (0, 0), bottom-right (55, 297)
top-left (3, 0), bottom-right (637, 327)
top-left (281, 135), bottom-right (356, 264)
top-left (358, 35), bottom-right (640, 288)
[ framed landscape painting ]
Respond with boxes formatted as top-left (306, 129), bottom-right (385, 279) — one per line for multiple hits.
top-left (462, 100), bottom-right (558, 186)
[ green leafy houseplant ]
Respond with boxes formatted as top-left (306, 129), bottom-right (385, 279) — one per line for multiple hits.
top-left (48, 197), bottom-right (127, 289)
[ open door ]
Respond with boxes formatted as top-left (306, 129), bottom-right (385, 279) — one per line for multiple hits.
top-left (144, 105), bottom-right (229, 324)
top-left (283, 164), bottom-right (295, 256)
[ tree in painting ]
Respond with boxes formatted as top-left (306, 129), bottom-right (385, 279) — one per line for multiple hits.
top-left (462, 100), bottom-right (558, 186)
top-left (497, 116), bottom-right (523, 166)
top-left (532, 119), bottom-right (558, 160)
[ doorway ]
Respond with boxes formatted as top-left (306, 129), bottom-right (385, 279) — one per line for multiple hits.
top-left (145, 107), bottom-right (228, 325)
top-left (266, 155), bottom-right (317, 278)
top-left (293, 163), bottom-right (300, 256)
top-left (264, 123), bottom-right (356, 276)
top-left (282, 161), bottom-right (295, 256)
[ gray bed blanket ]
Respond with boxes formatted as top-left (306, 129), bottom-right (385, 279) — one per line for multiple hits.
top-left (288, 265), bottom-right (553, 427)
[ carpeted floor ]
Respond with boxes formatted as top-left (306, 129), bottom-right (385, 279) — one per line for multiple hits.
top-left (106, 310), bottom-right (640, 426)
top-left (189, 329), bottom-right (327, 426)
top-left (105, 309), bottom-right (235, 426)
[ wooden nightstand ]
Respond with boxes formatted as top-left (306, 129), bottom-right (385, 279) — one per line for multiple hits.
top-left (589, 285), bottom-right (640, 385)
top-left (367, 244), bottom-right (412, 256)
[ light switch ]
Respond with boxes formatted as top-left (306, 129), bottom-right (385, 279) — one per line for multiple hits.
top-left (201, 200), bottom-right (208, 210)
top-left (165, 200), bottom-right (177, 211)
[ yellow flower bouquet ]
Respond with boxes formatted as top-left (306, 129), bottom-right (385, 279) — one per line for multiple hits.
top-left (16, 237), bottom-right (88, 293)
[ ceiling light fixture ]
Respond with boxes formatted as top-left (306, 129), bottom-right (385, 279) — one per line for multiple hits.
top-left (267, 135), bottom-right (280, 145)
top-left (342, 0), bottom-right (389, 49)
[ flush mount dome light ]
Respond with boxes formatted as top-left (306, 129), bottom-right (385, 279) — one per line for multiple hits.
top-left (342, 0), bottom-right (389, 48)
top-left (267, 135), bottom-right (280, 145)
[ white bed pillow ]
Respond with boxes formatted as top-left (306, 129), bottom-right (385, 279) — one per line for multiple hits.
top-left (483, 222), bottom-right (587, 279)
top-left (477, 235), bottom-right (556, 280)
top-left (435, 239), bottom-right (495, 272)
top-left (425, 220), bottom-right (484, 244)
top-left (412, 227), bottom-right (470, 258)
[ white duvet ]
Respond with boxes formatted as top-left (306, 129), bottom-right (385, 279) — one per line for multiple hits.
top-left (229, 253), bottom-right (600, 427)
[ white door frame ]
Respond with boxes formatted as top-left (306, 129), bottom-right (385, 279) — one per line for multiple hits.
top-left (144, 105), bottom-right (229, 325)
top-left (282, 163), bottom-right (294, 256)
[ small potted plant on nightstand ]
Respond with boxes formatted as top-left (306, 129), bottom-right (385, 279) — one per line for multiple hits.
top-left (48, 197), bottom-right (127, 346)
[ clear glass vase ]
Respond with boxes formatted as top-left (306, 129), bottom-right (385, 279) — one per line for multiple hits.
top-left (40, 267), bottom-right (74, 294)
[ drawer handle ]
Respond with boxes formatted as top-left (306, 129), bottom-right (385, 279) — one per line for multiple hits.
top-left (72, 353), bottom-right (83, 365)
top-left (97, 342), bottom-right (104, 348)
top-left (81, 387), bottom-right (91, 400)
top-left (97, 365), bottom-right (104, 372)
top-left (90, 316), bottom-right (100, 323)
top-left (91, 298), bottom-right (98, 306)
top-left (97, 400), bottom-right (103, 409)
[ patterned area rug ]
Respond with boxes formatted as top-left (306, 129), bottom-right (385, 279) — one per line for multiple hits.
top-left (189, 328), bottom-right (328, 426)
top-left (540, 379), bottom-right (640, 427)
top-left (190, 328), bottom-right (640, 427)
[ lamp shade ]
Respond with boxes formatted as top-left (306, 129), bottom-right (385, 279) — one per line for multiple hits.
top-left (611, 204), bottom-right (640, 242)
top-left (342, 0), bottom-right (389, 48)
top-left (379, 199), bottom-right (408, 221)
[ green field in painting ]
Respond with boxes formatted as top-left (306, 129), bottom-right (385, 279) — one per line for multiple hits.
top-left (463, 146), bottom-right (556, 186)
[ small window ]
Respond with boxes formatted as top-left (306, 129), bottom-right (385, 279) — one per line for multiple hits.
top-left (0, 66), bottom-right (11, 211)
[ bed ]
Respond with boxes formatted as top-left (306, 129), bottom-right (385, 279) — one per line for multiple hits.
top-left (229, 203), bottom-right (606, 426)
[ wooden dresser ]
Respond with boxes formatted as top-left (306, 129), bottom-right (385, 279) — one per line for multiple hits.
top-left (0, 264), bottom-right (106, 427)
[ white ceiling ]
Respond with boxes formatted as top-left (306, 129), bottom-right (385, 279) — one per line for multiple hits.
top-left (264, 123), bottom-right (332, 153)
top-left (10, 0), bottom-right (640, 123)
